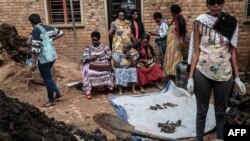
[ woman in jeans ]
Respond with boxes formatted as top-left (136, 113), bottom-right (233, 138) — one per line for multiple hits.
top-left (187, 0), bottom-right (246, 140)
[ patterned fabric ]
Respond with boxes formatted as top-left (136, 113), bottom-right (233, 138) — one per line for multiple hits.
top-left (113, 48), bottom-right (139, 86)
top-left (163, 23), bottom-right (184, 76)
top-left (82, 43), bottom-right (114, 91)
top-left (188, 14), bottom-right (235, 81)
top-left (188, 13), bottom-right (238, 64)
top-left (114, 67), bottom-right (137, 86)
top-left (110, 19), bottom-right (132, 52)
top-left (196, 27), bottom-right (232, 81)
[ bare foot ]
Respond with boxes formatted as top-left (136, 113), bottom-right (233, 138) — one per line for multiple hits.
top-left (132, 83), bottom-right (137, 94)
top-left (132, 90), bottom-right (137, 94)
top-left (119, 86), bottom-right (122, 95)
top-left (140, 86), bottom-right (145, 93)
top-left (155, 82), bottom-right (163, 90)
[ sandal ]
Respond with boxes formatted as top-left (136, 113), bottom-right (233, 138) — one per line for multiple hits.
top-left (85, 94), bottom-right (92, 99)
top-left (41, 101), bottom-right (56, 107)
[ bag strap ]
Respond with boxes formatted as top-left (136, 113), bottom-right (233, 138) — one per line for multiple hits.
top-left (36, 24), bottom-right (47, 34)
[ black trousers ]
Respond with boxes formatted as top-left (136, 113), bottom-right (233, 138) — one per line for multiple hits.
top-left (194, 69), bottom-right (233, 141)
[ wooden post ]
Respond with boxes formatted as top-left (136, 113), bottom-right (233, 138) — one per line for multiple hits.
top-left (69, 0), bottom-right (79, 68)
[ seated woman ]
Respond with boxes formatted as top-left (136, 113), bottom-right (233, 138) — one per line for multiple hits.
top-left (81, 31), bottom-right (114, 99)
top-left (134, 34), bottom-right (164, 93)
top-left (112, 43), bottom-right (139, 95)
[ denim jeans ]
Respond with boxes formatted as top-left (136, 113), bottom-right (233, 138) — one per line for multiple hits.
top-left (38, 60), bottom-right (60, 102)
top-left (156, 37), bottom-right (167, 65)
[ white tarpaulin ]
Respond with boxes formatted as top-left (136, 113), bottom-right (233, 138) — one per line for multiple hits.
top-left (109, 81), bottom-right (216, 139)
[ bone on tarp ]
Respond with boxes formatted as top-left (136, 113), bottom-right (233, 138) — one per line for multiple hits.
top-left (158, 120), bottom-right (182, 134)
top-left (149, 102), bottom-right (178, 110)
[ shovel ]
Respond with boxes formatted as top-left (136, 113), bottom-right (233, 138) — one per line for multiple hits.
top-left (93, 113), bottom-right (179, 141)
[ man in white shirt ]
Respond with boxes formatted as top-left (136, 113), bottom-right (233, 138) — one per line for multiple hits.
top-left (149, 12), bottom-right (168, 67)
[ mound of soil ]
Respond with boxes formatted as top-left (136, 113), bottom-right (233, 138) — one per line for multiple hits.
top-left (227, 93), bottom-right (250, 125)
top-left (0, 23), bottom-right (31, 64)
top-left (0, 90), bottom-right (107, 141)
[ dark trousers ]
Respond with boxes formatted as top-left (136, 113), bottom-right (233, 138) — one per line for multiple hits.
top-left (38, 60), bottom-right (60, 102)
top-left (194, 69), bottom-right (233, 141)
top-left (156, 37), bottom-right (167, 65)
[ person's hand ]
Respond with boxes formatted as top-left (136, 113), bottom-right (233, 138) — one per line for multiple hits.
top-left (153, 56), bottom-right (159, 62)
top-left (187, 78), bottom-right (194, 94)
top-left (89, 55), bottom-right (98, 61)
top-left (149, 31), bottom-right (155, 36)
top-left (149, 32), bottom-right (154, 36)
top-left (234, 77), bottom-right (246, 94)
top-left (125, 54), bottom-right (131, 59)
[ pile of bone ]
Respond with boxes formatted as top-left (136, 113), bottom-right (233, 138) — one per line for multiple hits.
top-left (158, 120), bottom-right (182, 134)
top-left (149, 102), bottom-right (178, 110)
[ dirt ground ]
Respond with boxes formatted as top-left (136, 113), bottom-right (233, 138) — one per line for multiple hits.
top-left (0, 54), bottom-right (249, 141)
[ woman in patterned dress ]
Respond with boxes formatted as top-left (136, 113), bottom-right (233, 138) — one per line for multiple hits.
top-left (108, 9), bottom-right (132, 52)
top-left (81, 31), bottom-right (114, 99)
top-left (163, 4), bottom-right (186, 82)
top-left (112, 43), bottom-right (139, 95)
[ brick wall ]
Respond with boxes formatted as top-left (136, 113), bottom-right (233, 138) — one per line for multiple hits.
top-left (0, 0), bottom-right (249, 71)
top-left (142, 0), bottom-right (250, 71)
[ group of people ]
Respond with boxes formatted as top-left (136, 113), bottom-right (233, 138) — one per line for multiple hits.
top-left (81, 4), bottom-right (188, 98)
top-left (28, 0), bottom-right (247, 141)
top-left (82, 31), bottom-right (165, 98)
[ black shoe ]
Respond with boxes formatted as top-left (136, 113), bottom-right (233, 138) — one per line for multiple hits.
top-left (41, 101), bottom-right (56, 107)
top-left (55, 94), bottom-right (63, 99)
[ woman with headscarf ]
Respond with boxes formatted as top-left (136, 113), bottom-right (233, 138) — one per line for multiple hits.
top-left (163, 4), bottom-right (186, 82)
top-left (187, 0), bottom-right (246, 140)
top-left (109, 9), bottom-right (132, 52)
top-left (134, 34), bottom-right (164, 93)
top-left (81, 31), bottom-right (114, 99)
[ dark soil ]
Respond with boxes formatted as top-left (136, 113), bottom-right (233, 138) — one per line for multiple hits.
top-left (227, 93), bottom-right (250, 125)
top-left (0, 23), bottom-right (31, 64)
top-left (0, 90), bottom-right (107, 141)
